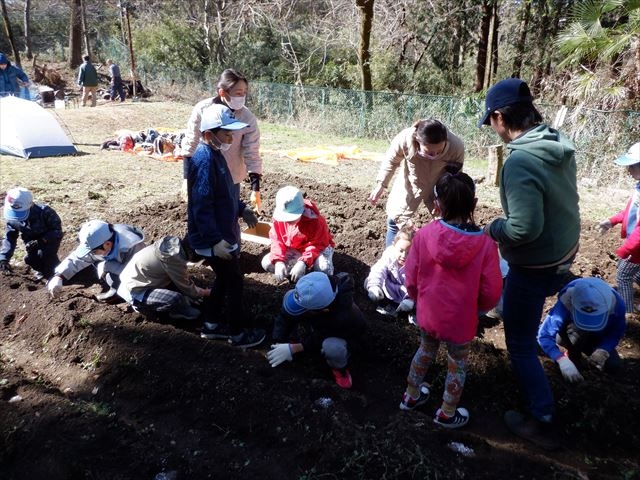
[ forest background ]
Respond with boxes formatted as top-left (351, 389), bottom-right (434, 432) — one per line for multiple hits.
top-left (1, 0), bottom-right (639, 176)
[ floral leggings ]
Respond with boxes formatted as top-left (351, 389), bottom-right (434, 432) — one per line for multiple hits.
top-left (407, 330), bottom-right (470, 410)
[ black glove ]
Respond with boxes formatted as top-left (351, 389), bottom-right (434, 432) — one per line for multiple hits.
top-left (25, 239), bottom-right (41, 252)
top-left (0, 260), bottom-right (12, 274)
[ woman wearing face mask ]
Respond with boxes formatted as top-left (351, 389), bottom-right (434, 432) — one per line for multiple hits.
top-left (368, 119), bottom-right (465, 247)
top-left (180, 69), bottom-right (263, 213)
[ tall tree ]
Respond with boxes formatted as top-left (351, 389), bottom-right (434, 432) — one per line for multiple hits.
top-left (24, 0), bottom-right (33, 60)
top-left (474, 0), bottom-right (493, 91)
top-left (1, 0), bottom-right (21, 66)
top-left (356, 0), bottom-right (374, 91)
top-left (511, 0), bottom-right (531, 78)
top-left (68, 0), bottom-right (82, 67)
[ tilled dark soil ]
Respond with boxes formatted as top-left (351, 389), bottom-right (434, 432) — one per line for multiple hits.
top-left (1, 174), bottom-right (639, 480)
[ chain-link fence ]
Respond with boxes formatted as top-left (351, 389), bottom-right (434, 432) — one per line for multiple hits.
top-left (247, 82), bottom-right (640, 186)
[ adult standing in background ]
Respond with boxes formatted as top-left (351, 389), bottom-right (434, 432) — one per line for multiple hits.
top-left (368, 119), bottom-right (465, 247)
top-left (180, 69), bottom-right (263, 213)
top-left (0, 52), bottom-right (29, 98)
top-left (479, 78), bottom-right (580, 450)
top-left (106, 59), bottom-right (126, 102)
top-left (77, 55), bottom-right (98, 107)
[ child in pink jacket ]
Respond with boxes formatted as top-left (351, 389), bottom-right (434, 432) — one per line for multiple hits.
top-left (399, 171), bottom-right (502, 428)
top-left (261, 186), bottom-right (335, 283)
top-left (598, 142), bottom-right (640, 314)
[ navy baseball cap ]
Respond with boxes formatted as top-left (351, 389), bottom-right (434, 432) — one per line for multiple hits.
top-left (478, 78), bottom-right (534, 128)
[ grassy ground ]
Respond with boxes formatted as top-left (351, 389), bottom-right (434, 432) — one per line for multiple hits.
top-left (0, 98), bottom-right (629, 225)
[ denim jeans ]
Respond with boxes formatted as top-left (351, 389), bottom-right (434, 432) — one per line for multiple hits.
top-left (502, 264), bottom-right (570, 421)
top-left (385, 217), bottom-right (399, 248)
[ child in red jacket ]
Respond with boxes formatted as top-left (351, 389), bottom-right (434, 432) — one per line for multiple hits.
top-left (261, 186), bottom-right (335, 283)
top-left (598, 142), bottom-right (640, 314)
top-left (399, 171), bottom-right (502, 428)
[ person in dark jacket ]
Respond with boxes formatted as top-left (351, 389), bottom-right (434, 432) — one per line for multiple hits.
top-left (77, 55), bottom-right (98, 107)
top-left (0, 52), bottom-right (29, 97)
top-left (479, 77), bottom-right (580, 450)
top-left (106, 59), bottom-right (126, 102)
top-left (0, 187), bottom-right (63, 280)
top-left (267, 271), bottom-right (367, 389)
top-left (187, 103), bottom-right (263, 349)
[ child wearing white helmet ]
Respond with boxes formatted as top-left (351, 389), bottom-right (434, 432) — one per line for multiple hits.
top-left (0, 187), bottom-right (63, 280)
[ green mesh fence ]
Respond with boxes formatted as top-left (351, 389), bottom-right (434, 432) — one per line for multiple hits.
top-left (248, 81), bottom-right (639, 186)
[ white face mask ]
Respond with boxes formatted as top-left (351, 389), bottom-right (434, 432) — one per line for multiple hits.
top-left (227, 95), bottom-right (246, 110)
top-left (219, 142), bottom-right (232, 152)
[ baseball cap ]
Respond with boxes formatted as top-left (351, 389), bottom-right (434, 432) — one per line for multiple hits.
top-left (200, 104), bottom-right (248, 132)
top-left (75, 220), bottom-right (113, 257)
top-left (3, 187), bottom-right (33, 222)
top-left (571, 277), bottom-right (613, 332)
top-left (478, 78), bottom-right (534, 128)
top-left (283, 272), bottom-right (338, 316)
top-left (614, 142), bottom-right (640, 167)
top-left (0, 53), bottom-right (7, 65)
top-left (273, 186), bottom-right (305, 222)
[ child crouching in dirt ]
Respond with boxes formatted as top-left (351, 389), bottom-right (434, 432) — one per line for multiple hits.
top-left (538, 277), bottom-right (626, 382)
top-left (267, 271), bottom-right (366, 389)
top-left (0, 187), bottom-right (63, 280)
top-left (117, 236), bottom-right (211, 321)
top-left (47, 219), bottom-right (145, 300)
top-left (399, 171), bottom-right (502, 428)
top-left (261, 185), bottom-right (335, 284)
top-left (365, 225), bottom-right (416, 322)
top-left (597, 142), bottom-right (640, 316)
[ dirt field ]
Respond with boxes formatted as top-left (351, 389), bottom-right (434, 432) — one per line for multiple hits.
top-left (1, 96), bottom-right (639, 479)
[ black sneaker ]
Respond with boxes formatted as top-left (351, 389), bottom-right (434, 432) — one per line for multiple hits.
top-left (399, 383), bottom-right (430, 411)
top-left (434, 407), bottom-right (470, 429)
top-left (503, 410), bottom-right (560, 451)
top-left (200, 322), bottom-right (232, 340)
top-left (169, 305), bottom-right (201, 321)
top-left (229, 328), bottom-right (266, 348)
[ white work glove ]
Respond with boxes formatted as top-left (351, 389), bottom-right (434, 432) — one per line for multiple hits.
top-left (213, 239), bottom-right (236, 260)
top-left (96, 261), bottom-right (107, 280)
top-left (367, 286), bottom-right (384, 302)
top-left (274, 262), bottom-right (288, 282)
top-left (597, 219), bottom-right (612, 235)
top-left (267, 343), bottom-right (293, 367)
top-left (558, 356), bottom-right (584, 383)
top-left (241, 207), bottom-right (259, 229)
top-left (47, 276), bottom-right (63, 298)
top-left (289, 261), bottom-right (307, 283)
top-left (395, 298), bottom-right (415, 314)
top-left (588, 348), bottom-right (610, 371)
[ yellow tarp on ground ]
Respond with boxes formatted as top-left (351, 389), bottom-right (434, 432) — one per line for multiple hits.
top-left (284, 145), bottom-right (384, 166)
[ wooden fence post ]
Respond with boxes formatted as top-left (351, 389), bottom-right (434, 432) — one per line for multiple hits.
top-left (487, 144), bottom-right (504, 186)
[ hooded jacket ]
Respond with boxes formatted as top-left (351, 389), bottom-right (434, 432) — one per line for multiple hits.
top-left (375, 125), bottom-right (464, 226)
top-left (54, 224), bottom-right (145, 280)
top-left (0, 53), bottom-right (29, 97)
top-left (268, 199), bottom-right (334, 268)
top-left (180, 97), bottom-right (262, 185)
top-left (364, 245), bottom-right (408, 304)
top-left (487, 124), bottom-right (580, 267)
top-left (187, 142), bottom-right (246, 250)
top-left (0, 204), bottom-right (63, 262)
top-left (607, 185), bottom-right (640, 263)
top-left (117, 236), bottom-right (200, 303)
top-left (405, 220), bottom-right (502, 344)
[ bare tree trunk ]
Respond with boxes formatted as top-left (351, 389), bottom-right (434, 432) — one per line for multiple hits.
top-left (490, 0), bottom-right (499, 84)
top-left (203, 0), bottom-right (212, 64)
top-left (511, 0), bottom-right (531, 78)
top-left (213, 0), bottom-right (227, 66)
top-left (24, 0), bottom-right (33, 60)
top-left (474, 0), bottom-right (492, 92)
top-left (355, 0), bottom-right (374, 92)
top-left (81, 0), bottom-right (91, 58)
top-left (68, 0), bottom-right (82, 68)
top-left (1, 0), bottom-right (21, 67)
